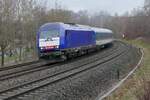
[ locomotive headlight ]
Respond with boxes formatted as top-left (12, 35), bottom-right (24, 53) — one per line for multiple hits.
top-left (40, 47), bottom-right (44, 50)
top-left (56, 46), bottom-right (59, 48)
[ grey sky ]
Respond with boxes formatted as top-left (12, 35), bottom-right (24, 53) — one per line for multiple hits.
top-left (47, 0), bottom-right (144, 15)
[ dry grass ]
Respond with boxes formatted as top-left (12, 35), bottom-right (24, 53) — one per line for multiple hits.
top-left (104, 40), bottom-right (150, 100)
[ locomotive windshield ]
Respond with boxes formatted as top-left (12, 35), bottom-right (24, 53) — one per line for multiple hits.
top-left (40, 30), bottom-right (59, 39)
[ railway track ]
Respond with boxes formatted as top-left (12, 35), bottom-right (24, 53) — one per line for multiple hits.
top-left (0, 42), bottom-right (129, 100)
top-left (0, 43), bottom-right (117, 81)
top-left (0, 60), bottom-right (62, 81)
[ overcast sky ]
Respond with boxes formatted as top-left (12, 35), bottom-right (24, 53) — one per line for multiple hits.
top-left (46, 0), bottom-right (144, 15)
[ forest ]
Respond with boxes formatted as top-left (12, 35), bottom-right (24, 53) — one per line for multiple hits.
top-left (0, 0), bottom-right (150, 66)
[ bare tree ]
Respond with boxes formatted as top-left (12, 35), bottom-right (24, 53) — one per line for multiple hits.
top-left (0, 0), bottom-right (17, 66)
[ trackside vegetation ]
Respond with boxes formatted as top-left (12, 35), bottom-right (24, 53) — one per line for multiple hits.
top-left (105, 40), bottom-right (150, 100)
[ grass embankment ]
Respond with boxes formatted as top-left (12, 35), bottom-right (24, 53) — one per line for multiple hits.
top-left (105, 40), bottom-right (150, 100)
top-left (0, 48), bottom-right (37, 67)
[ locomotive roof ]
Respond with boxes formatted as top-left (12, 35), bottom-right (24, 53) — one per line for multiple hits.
top-left (62, 23), bottom-right (93, 31)
top-left (40, 22), bottom-right (93, 31)
top-left (40, 22), bottom-right (113, 33)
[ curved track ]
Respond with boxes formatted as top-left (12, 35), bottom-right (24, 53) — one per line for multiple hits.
top-left (0, 43), bottom-right (117, 81)
top-left (0, 41), bottom-right (130, 100)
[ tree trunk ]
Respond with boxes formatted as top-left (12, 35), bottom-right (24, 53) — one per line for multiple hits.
top-left (19, 47), bottom-right (22, 61)
top-left (1, 48), bottom-right (5, 66)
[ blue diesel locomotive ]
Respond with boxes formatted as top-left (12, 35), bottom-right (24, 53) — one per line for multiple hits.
top-left (37, 22), bottom-right (114, 59)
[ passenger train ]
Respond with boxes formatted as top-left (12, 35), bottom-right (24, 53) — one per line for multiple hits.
top-left (37, 22), bottom-right (114, 59)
